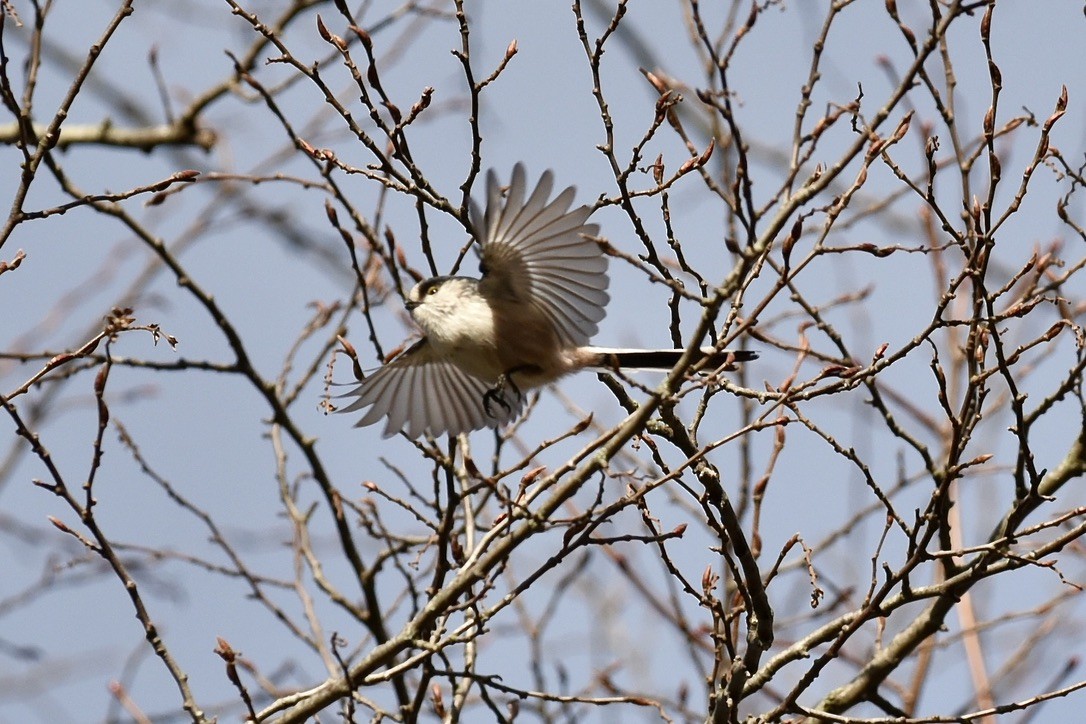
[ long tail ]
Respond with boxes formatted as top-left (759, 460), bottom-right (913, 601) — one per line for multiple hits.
top-left (579, 346), bottom-right (758, 371)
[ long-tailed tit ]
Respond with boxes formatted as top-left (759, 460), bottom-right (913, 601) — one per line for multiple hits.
top-left (341, 164), bottom-right (756, 438)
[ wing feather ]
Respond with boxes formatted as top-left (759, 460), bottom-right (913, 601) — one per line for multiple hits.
top-left (338, 340), bottom-right (521, 438)
top-left (343, 166), bottom-right (607, 438)
top-left (474, 164), bottom-right (609, 347)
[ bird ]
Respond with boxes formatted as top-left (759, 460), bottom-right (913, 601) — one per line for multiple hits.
top-left (339, 164), bottom-right (756, 438)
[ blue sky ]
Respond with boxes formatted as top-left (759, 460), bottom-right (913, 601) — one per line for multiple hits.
top-left (2, 1), bottom-right (1085, 721)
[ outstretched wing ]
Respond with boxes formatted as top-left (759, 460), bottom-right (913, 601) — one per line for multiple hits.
top-left (473, 164), bottom-right (609, 347)
top-left (338, 340), bottom-right (522, 438)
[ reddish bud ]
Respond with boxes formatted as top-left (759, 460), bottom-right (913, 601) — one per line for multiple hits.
top-left (214, 637), bottom-right (237, 659)
top-left (642, 68), bottom-right (668, 95)
top-left (854, 165), bottom-right (868, 188)
top-left (901, 25), bottom-right (916, 49)
top-left (1041, 322), bottom-right (1063, 342)
top-left (350, 25), bottom-right (372, 51)
top-left (521, 465), bottom-right (547, 485)
top-left (0, 249), bottom-right (25, 275)
top-left (572, 414), bottom-right (592, 434)
top-left (410, 86), bottom-right (434, 118)
top-left (431, 685), bottom-right (447, 718)
top-left (94, 364), bottom-right (109, 396)
top-left (698, 138), bottom-right (715, 164)
top-left (386, 102), bottom-right (401, 124)
top-left (702, 564), bottom-right (718, 591)
top-left (1044, 87), bottom-right (1069, 134)
top-left (891, 111), bottom-right (913, 142)
top-left (48, 516), bottom-right (71, 533)
top-left (316, 15), bottom-right (332, 42)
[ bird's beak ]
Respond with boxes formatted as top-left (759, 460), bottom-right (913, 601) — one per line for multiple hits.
top-left (405, 300), bottom-right (420, 311)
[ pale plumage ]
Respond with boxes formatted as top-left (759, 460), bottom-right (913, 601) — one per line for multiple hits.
top-left (340, 165), bottom-right (755, 438)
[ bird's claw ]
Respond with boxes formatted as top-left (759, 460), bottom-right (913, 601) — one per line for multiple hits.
top-left (483, 388), bottom-right (511, 418)
top-left (483, 372), bottom-right (522, 419)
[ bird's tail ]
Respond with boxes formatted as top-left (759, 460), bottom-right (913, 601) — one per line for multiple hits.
top-left (579, 347), bottom-right (757, 371)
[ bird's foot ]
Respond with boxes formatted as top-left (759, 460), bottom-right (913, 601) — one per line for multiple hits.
top-left (483, 371), bottom-right (524, 418)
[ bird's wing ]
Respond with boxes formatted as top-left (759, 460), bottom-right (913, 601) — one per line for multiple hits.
top-left (474, 164), bottom-right (609, 347)
top-left (338, 340), bottom-right (522, 438)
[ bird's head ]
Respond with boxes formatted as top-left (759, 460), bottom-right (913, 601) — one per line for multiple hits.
top-left (405, 276), bottom-right (481, 338)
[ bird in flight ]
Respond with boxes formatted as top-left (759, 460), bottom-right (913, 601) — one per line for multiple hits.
top-left (341, 164), bottom-right (756, 438)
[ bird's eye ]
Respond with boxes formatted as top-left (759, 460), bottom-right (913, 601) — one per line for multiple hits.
top-left (428, 287), bottom-right (438, 296)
